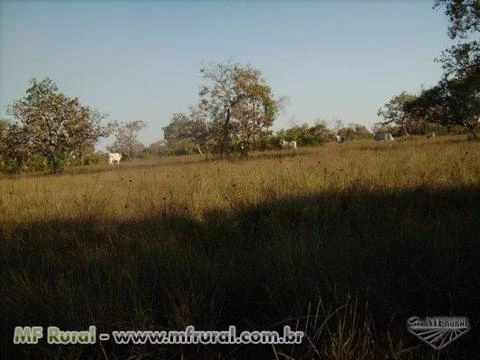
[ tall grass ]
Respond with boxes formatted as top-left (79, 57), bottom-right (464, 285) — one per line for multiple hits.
top-left (1, 135), bottom-right (479, 359)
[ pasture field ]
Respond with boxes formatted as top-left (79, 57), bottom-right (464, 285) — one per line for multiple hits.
top-left (1, 135), bottom-right (480, 359)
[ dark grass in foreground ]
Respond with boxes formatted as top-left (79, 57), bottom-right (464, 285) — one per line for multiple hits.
top-left (2, 185), bottom-right (479, 359)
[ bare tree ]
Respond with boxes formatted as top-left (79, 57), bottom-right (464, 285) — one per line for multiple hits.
top-left (108, 120), bottom-right (147, 158)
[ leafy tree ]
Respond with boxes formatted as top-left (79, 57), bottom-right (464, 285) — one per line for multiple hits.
top-left (146, 139), bottom-right (168, 157)
top-left (337, 123), bottom-right (372, 140)
top-left (0, 118), bottom-right (7, 135)
top-left (311, 119), bottom-right (334, 142)
top-left (434, 0), bottom-right (479, 82)
top-left (281, 122), bottom-right (330, 147)
top-left (0, 122), bottom-right (31, 172)
top-left (108, 120), bottom-right (146, 158)
top-left (404, 76), bottom-right (480, 137)
top-left (199, 61), bottom-right (281, 154)
top-left (435, 0), bottom-right (479, 40)
top-left (403, 1), bottom-right (480, 138)
top-left (5, 78), bottom-right (113, 172)
top-left (163, 106), bottom-right (210, 155)
top-left (377, 92), bottom-right (418, 136)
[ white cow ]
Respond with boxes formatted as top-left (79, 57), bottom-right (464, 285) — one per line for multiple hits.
top-left (335, 134), bottom-right (345, 143)
top-left (280, 140), bottom-right (297, 149)
top-left (108, 152), bottom-right (122, 165)
top-left (373, 132), bottom-right (394, 141)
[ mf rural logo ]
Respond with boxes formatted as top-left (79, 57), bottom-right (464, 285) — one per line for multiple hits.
top-left (407, 316), bottom-right (470, 350)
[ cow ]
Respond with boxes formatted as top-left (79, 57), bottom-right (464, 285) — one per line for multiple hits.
top-left (335, 134), bottom-right (346, 143)
top-left (239, 140), bottom-right (250, 158)
top-left (373, 132), bottom-right (394, 141)
top-left (280, 140), bottom-right (297, 149)
top-left (426, 132), bottom-right (435, 139)
top-left (108, 152), bottom-right (122, 165)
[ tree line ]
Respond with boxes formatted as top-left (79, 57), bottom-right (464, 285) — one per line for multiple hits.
top-left (0, 63), bottom-right (370, 174)
top-left (377, 0), bottom-right (479, 138)
top-left (1, 1), bottom-right (477, 173)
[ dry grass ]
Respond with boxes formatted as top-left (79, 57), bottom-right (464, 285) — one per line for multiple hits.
top-left (1, 135), bottom-right (479, 359)
top-left (2, 136), bottom-right (478, 224)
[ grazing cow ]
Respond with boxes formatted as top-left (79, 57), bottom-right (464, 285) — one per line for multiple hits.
top-left (335, 134), bottom-right (346, 143)
top-left (426, 132), bottom-right (435, 139)
top-left (281, 140), bottom-right (297, 149)
top-left (108, 152), bottom-right (122, 165)
top-left (373, 132), bottom-right (395, 141)
top-left (239, 140), bottom-right (250, 158)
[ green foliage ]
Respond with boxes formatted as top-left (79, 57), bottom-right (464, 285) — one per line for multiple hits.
top-left (163, 107), bottom-right (210, 154)
top-left (3, 78), bottom-right (113, 173)
top-left (164, 139), bottom-right (198, 156)
top-left (145, 140), bottom-right (168, 157)
top-left (337, 123), bottom-right (372, 140)
top-left (404, 76), bottom-right (480, 137)
top-left (0, 121), bottom-right (35, 173)
top-left (399, 0), bottom-right (480, 138)
top-left (377, 91), bottom-right (419, 135)
top-left (199, 61), bottom-right (282, 153)
top-left (434, 0), bottom-right (480, 40)
top-left (81, 152), bottom-right (105, 165)
top-left (281, 121), bottom-right (332, 146)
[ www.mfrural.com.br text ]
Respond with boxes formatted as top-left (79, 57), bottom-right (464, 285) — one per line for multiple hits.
top-left (13, 325), bottom-right (304, 345)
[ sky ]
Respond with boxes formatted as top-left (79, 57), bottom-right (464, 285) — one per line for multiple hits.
top-left (0, 0), bottom-right (454, 150)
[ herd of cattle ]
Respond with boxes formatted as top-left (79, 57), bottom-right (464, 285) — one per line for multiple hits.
top-left (335, 132), bottom-right (394, 144)
top-left (106, 132), bottom-right (436, 165)
top-left (336, 131), bottom-right (435, 143)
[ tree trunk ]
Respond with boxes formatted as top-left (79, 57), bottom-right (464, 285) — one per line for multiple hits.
top-left (402, 124), bottom-right (410, 136)
top-left (466, 123), bottom-right (479, 140)
top-left (196, 144), bottom-right (204, 156)
top-left (47, 154), bottom-right (62, 173)
top-left (46, 153), bottom-right (63, 174)
top-left (221, 108), bottom-right (231, 155)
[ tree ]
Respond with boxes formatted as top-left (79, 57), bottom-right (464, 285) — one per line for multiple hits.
top-left (402, 1), bottom-right (480, 138)
top-left (435, 0), bottom-right (479, 103)
top-left (199, 61), bottom-right (281, 154)
top-left (281, 122), bottom-right (331, 147)
top-left (337, 123), bottom-right (372, 140)
top-left (404, 76), bottom-right (480, 137)
top-left (163, 106), bottom-right (210, 155)
top-left (6, 78), bottom-right (113, 172)
top-left (146, 139), bottom-right (167, 157)
top-left (0, 118), bottom-right (7, 135)
top-left (377, 92), bottom-right (418, 136)
top-left (0, 122), bottom-right (32, 172)
top-left (311, 119), bottom-right (334, 142)
top-left (108, 120), bottom-right (147, 158)
top-left (434, 0), bottom-right (479, 40)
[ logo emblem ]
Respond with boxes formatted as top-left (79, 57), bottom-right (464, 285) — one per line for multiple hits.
top-left (407, 316), bottom-right (470, 350)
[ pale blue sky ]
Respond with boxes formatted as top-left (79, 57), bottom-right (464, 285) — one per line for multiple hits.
top-left (0, 0), bottom-right (453, 149)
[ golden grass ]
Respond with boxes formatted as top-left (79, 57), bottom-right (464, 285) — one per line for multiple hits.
top-left (2, 136), bottom-right (478, 227)
top-left (1, 135), bottom-right (479, 359)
